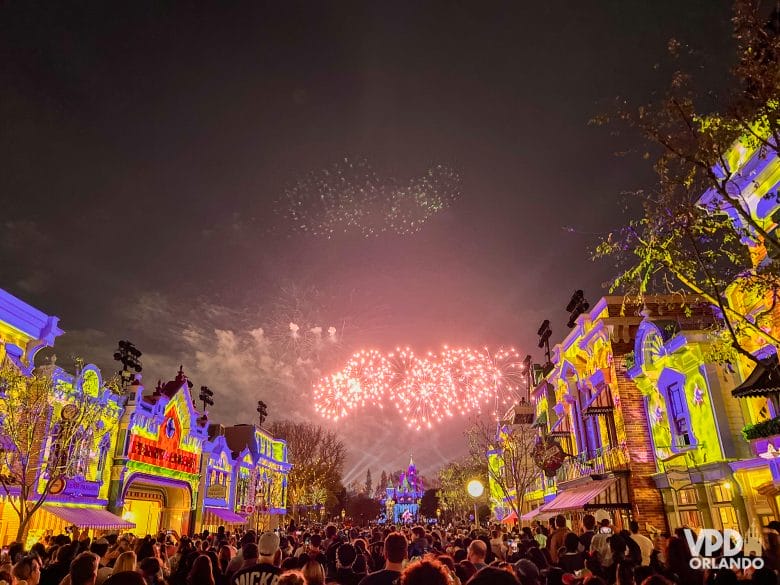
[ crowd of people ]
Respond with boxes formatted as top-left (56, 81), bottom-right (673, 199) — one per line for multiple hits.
top-left (1, 515), bottom-right (779, 585)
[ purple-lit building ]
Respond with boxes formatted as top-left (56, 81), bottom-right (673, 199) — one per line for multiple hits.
top-left (383, 456), bottom-right (423, 523)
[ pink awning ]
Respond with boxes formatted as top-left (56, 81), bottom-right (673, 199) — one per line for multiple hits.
top-left (500, 511), bottom-right (518, 523)
top-left (43, 505), bottom-right (135, 530)
top-left (541, 478), bottom-right (616, 513)
top-left (205, 507), bottom-right (247, 525)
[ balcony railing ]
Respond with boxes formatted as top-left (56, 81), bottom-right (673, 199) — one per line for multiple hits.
top-left (556, 444), bottom-right (630, 483)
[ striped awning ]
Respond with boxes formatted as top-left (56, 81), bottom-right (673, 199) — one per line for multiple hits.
top-left (540, 478), bottom-right (616, 513)
top-left (204, 507), bottom-right (247, 525)
top-left (732, 357), bottom-right (780, 398)
top-left (43, 505), bottom-right (135, 530)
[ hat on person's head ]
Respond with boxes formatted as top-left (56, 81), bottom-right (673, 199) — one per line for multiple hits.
top-left (258, 532), bottom-right (280, 556)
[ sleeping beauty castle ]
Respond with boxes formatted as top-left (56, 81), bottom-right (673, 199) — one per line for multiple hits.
top-left (382, 456), bottom-right (424, 523)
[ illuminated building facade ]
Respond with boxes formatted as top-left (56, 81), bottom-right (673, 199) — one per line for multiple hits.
top-left (223, 424), bottom-right (290, 531)
top-left (696, 130), bottom-right (780, 526)
top-left (382, 456), bottom-right (423, 523)
top-left (0, 289), bottom-right (131, 545)
top-left (522, 296), bottom-right (701, 532)
top-left (108, 367), bottom-right (208, 536)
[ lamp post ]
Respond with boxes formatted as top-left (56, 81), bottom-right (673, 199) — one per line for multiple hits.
top-left (467, 479), bottom-right (484, 528)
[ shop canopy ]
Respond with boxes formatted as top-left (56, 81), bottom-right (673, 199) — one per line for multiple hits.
top-left (521, 507), bottom-right (554, 522)
top-left (205, 507), bottom-right (247, 525)
top-left (539, 478), bottom-right (616, 513)
top-left (500, 511), bottom-right (518, 523)
top-left (732, 356), bottom-right (780, 398)
top-left (43, 505), bottom-right (136, 530)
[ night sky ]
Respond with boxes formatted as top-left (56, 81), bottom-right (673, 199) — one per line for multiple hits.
top-left (1, 1), bottom-right (734, 483)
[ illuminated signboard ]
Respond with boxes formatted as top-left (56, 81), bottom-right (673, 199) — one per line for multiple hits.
top-left (128, 410), bottom-right (200, 475)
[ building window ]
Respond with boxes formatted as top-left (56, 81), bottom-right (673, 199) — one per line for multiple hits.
top-left (666, 382), bottom-right (693, 449)
top-left (711, 483), bottom-right (733, 503)
top-left (677, 487), bottom-right (697, 505)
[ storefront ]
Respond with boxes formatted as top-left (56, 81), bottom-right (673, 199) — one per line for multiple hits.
top-left (109, 368), bottom-right (207, 536)
top-left (195, 431), bottom-right (247, 532)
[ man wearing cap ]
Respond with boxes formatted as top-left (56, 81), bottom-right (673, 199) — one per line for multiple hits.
top-left (230, 532), bottom-right (282, 585)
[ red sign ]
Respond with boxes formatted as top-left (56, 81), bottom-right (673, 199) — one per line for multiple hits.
top-left (532, 438), bottom-right (566, 477)
top-left (128, 411), bottom-right (200, 474)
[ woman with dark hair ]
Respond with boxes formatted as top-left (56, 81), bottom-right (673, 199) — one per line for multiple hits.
top-left (186, 554), bottom-right (214, 585)
top-left (525, 547), bottom-right (549, 571)
top-left (138, 557), bottom-right (165, 585)
top-left (205, 550), bottom-right (220, 585)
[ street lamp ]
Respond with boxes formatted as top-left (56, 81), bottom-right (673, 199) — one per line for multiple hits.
top-left (467, 479), bottom-right (484, 528)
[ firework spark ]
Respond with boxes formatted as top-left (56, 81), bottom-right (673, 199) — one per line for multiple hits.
top-left (313, 346), bottom-right (528, 429)
top-left (277, 157), bottom-right (461, 238)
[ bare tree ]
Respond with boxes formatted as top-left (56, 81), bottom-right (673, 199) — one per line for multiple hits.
top-left (0, 362), bottom-right (119, 541)
top-left (467, 418), bottom-right (541, 520)
top-left (268, 420), bottom-right (346, 520)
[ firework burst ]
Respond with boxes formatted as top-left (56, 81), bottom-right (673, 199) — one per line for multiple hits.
top-left (313, 345), bottom-right (529, 429)
top-left (277, 157), bottom-right (461, 238)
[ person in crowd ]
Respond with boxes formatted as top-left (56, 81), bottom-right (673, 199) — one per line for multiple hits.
top-left (548, 515), bottom-right (571, 565)
top-left (534, 526), bottom-right (548, 550)
top-left (329, 544), bottom-right (360, 585)
top-left (358, 532), bottom-right (407, 585)
top-left (298, 536), bottom-right (327, 569)
top-left (138, 557), bottom-right (164, 585)
top-left (225, 532), bottom-right (256, 579)
top-left (580, 515), bottom-right (596, 552)
top-left (399, 559), bottom-right (449, 585)
top-left (468, 566), bottom-right (520, 585)
top-left (11, 556), bottom-right (41, 585)
top-left (187, 554), bottom-right (215, 585)
top-left (590, 520), bottom-right (613, 568)
top-left (278, 572), bottom-right (304, 585)
top-left (69, 553), bottom-right (99, 585)
top-left (466, 540), bottom-right (487, 572)
top-left (112, 552), bottom-right (137, 575)
top-left (491, 530), bottom-right (508, 561)
top-left (230, 533), bottom-right (281, 585)
top-left (628, 522), bottom-right (654, 567)
top-left (301, 560), bottom-right (325, 585)
top-left (559, 532), bottom-right (585, 574)
top-left (40, 544), bottom-right (76, 585)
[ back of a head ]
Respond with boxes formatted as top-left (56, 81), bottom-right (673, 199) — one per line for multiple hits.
top-left (337, 543), bottom-right (357, 568)
top-left (113, 551), bottom-right (137, 574)
top-left (138, 556), bottom-right (161, 576)
top-left (555, 515), bottom-right (567, 529)
top-left (629, 521), bottom-right (640, 534)
top-left (278, 570), bottom-right (305, 585)
top-left (468, 566), bottom-right (520, 585)
top-left (564, 532), bottom-right (580, 552)
top-left (12, 557), bottom-right (36, 583)
top-left (310, 534), bottom-right (322, 548)
top-left (58, 542), bottom-right (77, 563)
top-left (301, 560), bottom-right (325, 585)
top-left (468, 539), bottom-right (487, 560)
top-left (583, 515), bottom-right (596, 531)
top-left (90, 539), bottom-right (109, 558)
top-left (70, 551), bottom-right (99, 585)
top-left (384, 532), bottom-right (408, 564)
top-left (242, 543), bottom-right (259, 562)
top-left (104, 571), bottom-right (146, 585)
top-left (325, 525), bottom-right (338, 539)
top-left (401, 559), bottom-right (450, 585)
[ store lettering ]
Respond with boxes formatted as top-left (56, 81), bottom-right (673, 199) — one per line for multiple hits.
top-left (129, 436), bottom-right (198, 473)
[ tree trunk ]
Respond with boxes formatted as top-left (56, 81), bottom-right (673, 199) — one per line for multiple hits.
top-left (15, 512), bottom-right (30, 544)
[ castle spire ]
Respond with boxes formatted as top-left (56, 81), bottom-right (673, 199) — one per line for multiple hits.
top-left (409, 454), bottom-right (414, 468)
